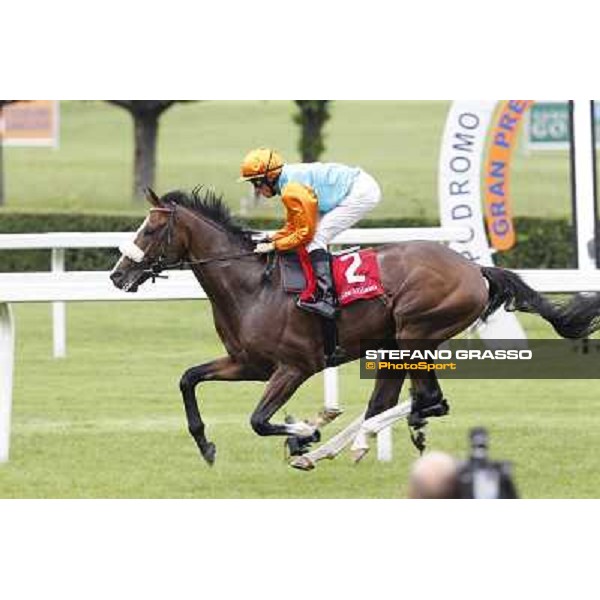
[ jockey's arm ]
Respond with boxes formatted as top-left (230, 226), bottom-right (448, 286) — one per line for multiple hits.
top-left (270, 223), bottom-right (292, 242)
top-left (272, 183), bottom-right (318, 252)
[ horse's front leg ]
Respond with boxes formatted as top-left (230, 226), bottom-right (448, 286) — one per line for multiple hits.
top-left (249, 365), bottom-right (313, 438)
top-left (179, 356), bottom-right (262, 465)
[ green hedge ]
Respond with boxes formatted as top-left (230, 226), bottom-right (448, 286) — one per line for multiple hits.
top-left (0, 211), bottom-right (575, 272)
top-left (492, 217), bottom-right (575, 269)
top-left (0, 212), bottom-right (142, 273)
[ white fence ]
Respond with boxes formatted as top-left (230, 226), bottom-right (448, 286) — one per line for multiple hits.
top-left (3, 228), bottom-right (600, 464)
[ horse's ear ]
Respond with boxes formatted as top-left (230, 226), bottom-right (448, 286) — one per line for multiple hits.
top-left (145, 187), bottom-right (162, 207)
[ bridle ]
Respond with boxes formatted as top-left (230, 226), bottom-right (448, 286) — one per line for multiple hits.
top-left (135, 204), bottom-right (259, 283)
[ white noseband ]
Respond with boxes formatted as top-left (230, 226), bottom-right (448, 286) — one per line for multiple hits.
top-left (119, 241), bottom-right (145, 263)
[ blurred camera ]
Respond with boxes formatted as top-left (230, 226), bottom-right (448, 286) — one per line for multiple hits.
top-left (457, 427), bottom-right (519, 499)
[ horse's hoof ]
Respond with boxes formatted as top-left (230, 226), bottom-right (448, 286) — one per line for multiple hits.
top-left (201, 442), bottom-right (216, 466)
top-left (314, 408), bottom-right (344, 428)
top-left (285, 430), bottom-right (321, 457)
top-left (351, 447), bottom-right (370, 464)
top-left (407, 413), bottom-right (427, 430)
top-left (409, 428), bottom-right (427, 455)
top-left (289, 455), bottom-right (315, 471)
top-left (409, 399), bottom-right (450, 426)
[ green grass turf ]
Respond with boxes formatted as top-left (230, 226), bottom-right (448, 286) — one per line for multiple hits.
top-left (3, 100), bottom-right (573, 219)
top-left (2, 301), bottom-right (598, 498)
top-left (0, 101), bottom-right (595, 497)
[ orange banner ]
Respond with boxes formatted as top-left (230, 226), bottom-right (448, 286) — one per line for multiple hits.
top-left (0, 101), bottom-right (59, 146)
top-left (483, 100), bottom-right (532, 251)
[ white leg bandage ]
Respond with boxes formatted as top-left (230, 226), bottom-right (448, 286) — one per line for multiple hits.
top-left (301, 413), bottom-right (366, 463)
top-left (285, 421), bottom-right (317, 438)
top-left (361, 400), bottom-right (413, 435)
top-left (350, 400), bottom-right (412, 453)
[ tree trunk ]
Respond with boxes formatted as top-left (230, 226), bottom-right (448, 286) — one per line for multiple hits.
top-left (302, 112), bottom-right (322, 162)
top-left (133, 112), bottom-right (159, 201)
top-left (107, 101), bottom-right (178, 203)
top-left (294, 100), bottom-right (330, 163)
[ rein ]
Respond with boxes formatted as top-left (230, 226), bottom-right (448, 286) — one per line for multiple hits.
top-left (157, 251), bottom-right (259, 270)
top-left (141, 205), bottom-right (260, 283)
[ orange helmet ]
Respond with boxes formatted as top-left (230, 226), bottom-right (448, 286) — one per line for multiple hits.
top-left (238, 148), bottom-right (284, 183)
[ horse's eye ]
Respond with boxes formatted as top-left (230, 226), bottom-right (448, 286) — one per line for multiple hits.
top-left (143, 227), bottom-right (156, 236)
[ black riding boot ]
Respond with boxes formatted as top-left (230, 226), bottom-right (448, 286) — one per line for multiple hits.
top-left (296, 249), bottom-right (337, 320)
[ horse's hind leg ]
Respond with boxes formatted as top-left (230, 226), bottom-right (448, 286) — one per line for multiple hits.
top-left (402, 372), bottom-right (449, 453)
top-left (179, 356), bottom-right (263, 465)
top-left (289, 412), bottom-right (366, 471)
top-left (408, 371), bottom-right (449, 427)
top-left (350, 400), bottom-right (414, 462)
top-left (350, 372), bottom-right (407, 462)
top-left (365, 371), bottom-right (406, 419)
top-left (294, 353), bottom-right (409, 469)
top-left (293, 373), bottom-right (408, 470)
top-left (393, 322), bottom-right (451, 426)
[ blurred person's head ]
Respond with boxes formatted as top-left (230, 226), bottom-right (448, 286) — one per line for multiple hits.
top-left (408, 451), bottom-right (459, 499)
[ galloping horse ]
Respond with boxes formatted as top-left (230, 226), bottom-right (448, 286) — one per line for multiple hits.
top-left (110, 188), bottom-right (600, 467)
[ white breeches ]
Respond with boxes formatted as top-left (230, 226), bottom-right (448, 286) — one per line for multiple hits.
top-left (307, 170), bottom-right (382, 252)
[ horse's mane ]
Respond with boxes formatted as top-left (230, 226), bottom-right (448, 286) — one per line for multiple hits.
top-left (161, 186), bottom-right (255, 248)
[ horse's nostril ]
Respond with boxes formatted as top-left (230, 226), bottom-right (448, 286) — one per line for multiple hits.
top-left (110, 271), bottom-right (123, 285)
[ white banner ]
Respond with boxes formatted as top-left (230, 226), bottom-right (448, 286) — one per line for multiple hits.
top-left (438, 101), bottom-right (526, 341)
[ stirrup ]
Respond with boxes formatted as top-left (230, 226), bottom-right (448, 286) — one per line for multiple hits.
top-left (297, 298), bottom-right (337, 320)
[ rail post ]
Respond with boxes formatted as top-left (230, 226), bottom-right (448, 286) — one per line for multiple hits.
top-left (52, 248), bottom-right (66, 358)
top-left (0, 303), bottom-right (15, 462)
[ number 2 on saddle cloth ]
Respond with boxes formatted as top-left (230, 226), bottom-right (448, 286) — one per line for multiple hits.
top-left (292, 247), bottom-right (385, 306)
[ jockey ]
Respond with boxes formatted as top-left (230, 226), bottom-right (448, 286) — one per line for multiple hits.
top-left (239, 147), bottom-right (382, 320)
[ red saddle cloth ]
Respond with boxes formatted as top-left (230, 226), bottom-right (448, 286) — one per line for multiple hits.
top-left (332, 249), bottom-right (385, 307)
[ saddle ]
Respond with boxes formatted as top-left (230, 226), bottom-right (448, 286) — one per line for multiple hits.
top-left (279, 247), bottom-right (385, 307)
top-left (279, 250), bottom-right (310, 295)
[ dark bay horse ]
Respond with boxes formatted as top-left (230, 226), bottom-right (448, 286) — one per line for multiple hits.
top-left (110, 188), bottom-right (600, 466)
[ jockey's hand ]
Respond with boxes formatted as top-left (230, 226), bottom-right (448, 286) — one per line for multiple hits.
top-left (254, 242), bottom-right (275, 254)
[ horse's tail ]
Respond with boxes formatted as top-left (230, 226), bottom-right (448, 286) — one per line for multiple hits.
top-left (480, 266), bottom-right (600, 339)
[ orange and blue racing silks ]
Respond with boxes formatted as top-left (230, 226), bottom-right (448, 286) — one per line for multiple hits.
top-left (271, 182), bottom-right (319, 301)
top-left (276, 162), bottom-right (360, 213)
top-left (271, 182), bottom-right (319, 252)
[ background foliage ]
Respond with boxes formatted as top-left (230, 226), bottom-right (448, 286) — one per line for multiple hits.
top-left (1, 101), bottom-right (574, 219)
top-left (0, 212), bottom-right (575, 271)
